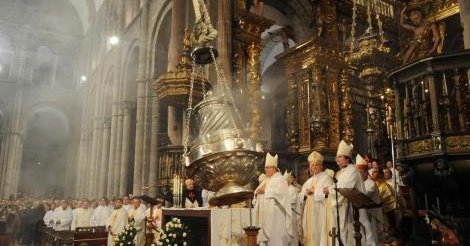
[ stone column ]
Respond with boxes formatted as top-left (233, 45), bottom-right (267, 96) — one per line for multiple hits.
top-left (217, 0), bottom-right (233, 85)
top-left (98, 118), bottom-right (111, 197)
top-left (1, 46), bottom-right (27, 198)
top-left (142, 81), bottom-right (152, 194)
top-left (132, 1), bottom-right (150, 196)
top-left (168, 0), bottom-right (186, 72)
top-left (120, 102), bottom-right (135, 196)
top-left (113, 103), bottom-right (124, 196)
top-left (106, 102), bottom-right (118, 198)
top-left (459, 0), bottom-right (470, 49)
top-left (75, 91), bottom-right (89, 197)
top-left (247, 43), bottom-right (263, 139)
top-left (88, 88), bottom-right (101, 197)
top-left (148, 97), bottom-right (159, 196)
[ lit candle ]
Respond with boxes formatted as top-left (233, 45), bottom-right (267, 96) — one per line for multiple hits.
top-left (424, 193), bottom-right (428, 211)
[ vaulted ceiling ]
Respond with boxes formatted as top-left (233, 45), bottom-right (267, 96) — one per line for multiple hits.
top-left (66, 0), bottom-right (104, 33)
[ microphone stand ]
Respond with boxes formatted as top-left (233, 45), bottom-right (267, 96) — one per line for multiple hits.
top-left (330, 173), bottom-right (344, 246)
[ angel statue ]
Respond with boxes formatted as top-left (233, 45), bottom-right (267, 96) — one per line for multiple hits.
top-left (191, 0), bottom-right (218, 47)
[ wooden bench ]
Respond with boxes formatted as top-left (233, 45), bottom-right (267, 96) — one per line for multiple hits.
top-left (73, 226), bottom-right (107, 246)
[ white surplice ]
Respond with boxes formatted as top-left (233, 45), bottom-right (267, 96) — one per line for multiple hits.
top-left (329, 164), bottom-right (375, 246)
top-left (71, 208), bottom-right (93, 230)
top-left (255, 172), bottom-right (293, 246)
top-left (43, 210), bottom-right (55, 228)
top-left (53, 207), bottom-right (73, 231)
top-left (301, 171), bottom-right (333, 246)
top-left (288, 185), bottom-right (302, 246)
top-left (128, 206), bottom-right (146, 246)
top-left (92, 205), bottom-right (113, 226)
top-left (106, 207), bottom-right (128, 246)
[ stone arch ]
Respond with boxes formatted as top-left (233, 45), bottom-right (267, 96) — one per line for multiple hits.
top-left (0, 34), bottom-right (13, 80)
top-left (19, 103), bottom-right (71, 196)
top-left (149, 0), bottom-right (172, 78)
top-left (122, 44), bottom-right (140, 101)
top-left (32, 46), bottom-right (55, 86)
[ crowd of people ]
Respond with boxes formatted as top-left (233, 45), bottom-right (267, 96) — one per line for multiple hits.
top-left (0, 195), bottom-right (164, 246)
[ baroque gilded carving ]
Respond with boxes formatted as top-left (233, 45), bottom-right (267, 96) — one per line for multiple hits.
top-left (446, 135), bottom-right (470, 152)
top-left (407, 139), bottom-right (433, 155)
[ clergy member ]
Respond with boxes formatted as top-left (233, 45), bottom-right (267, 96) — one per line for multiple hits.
top-left (357, 154), bottom-right (383, 245)
top-left (324, 140), bottom-right (370, 245)
top-left (53, 200), bottom-right (73, 231)
top-left (182, 179), bottom-right (203, 208)
top-left (128, 197), bottom-right (146, 245)
top-left (370, 168), bottom-right (397, 235)
top-left (43, 203), bottom-right (56, 228)
top-left (286, 172), bottom-right (302, 246)
top-left (146, 198), bottom-right (163, 241)
top-left (71, 200), bottom-right (93, 230)
top-left (301, 151), bottom-right (333, 246)
top-left (92, 198), bottom-right (113, 226)
top-left (122, 196), bottom-right (132, 211)
top-left (255, 153), bottom-right (292, 246)
top-left (107, 198), bottom-right (128, 246)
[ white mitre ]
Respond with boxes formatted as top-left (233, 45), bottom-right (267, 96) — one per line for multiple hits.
top-left (283, 170), bottom-right (292, 181)
top-left (265, 153), bottom-right (278, 168)
top-left (308, 151), bottom-right (324, 165)
top-left (337, 140), bottom-right (353, 157)
top-left (356, 154), bottom-right (367, 165)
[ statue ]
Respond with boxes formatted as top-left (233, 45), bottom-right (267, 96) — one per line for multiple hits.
top-left (191, 0), bottom-right (218, 47)
top-left (399, 5), bottom-right (440, 64)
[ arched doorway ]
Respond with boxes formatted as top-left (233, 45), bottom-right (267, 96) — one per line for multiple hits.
top-left (19, 106), bottom-right (70, 197)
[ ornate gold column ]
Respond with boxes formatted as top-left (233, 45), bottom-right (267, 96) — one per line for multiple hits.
top-left (233, 2), bottom-right (274, 140)
top-left (247, 43), bottom-right (262, 139)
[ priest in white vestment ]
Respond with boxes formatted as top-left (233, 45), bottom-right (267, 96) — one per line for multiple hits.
top-left (128, 197), bottom-right (146, 246)
top-left (285, 172), bottom-right (302, 246)
top-left (71, 200), bottom-right (93, 230)
top-left (357, 154), bottom-right (383, 245)
top-left (255, 153), bottom-right (293, 246)
top-left (53, 201), bottom-right (73, 231)
top-left (123, 196), bottom-right (132, 211)
top-left (301, 151), bottom-right (333, 246)
top-left (107, 198), bottom-right (128, 246)
top-left (324, 140), bottom-right (374, 246)
top-left (92, 198), bottom-right (113, 226)
top-left (43, 203), bottom-right (56, 228)
top-left (146, 199), bottom-right (163, 241)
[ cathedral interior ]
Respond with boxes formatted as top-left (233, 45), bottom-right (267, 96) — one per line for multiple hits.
top-left (0, 0), bottom-right (469, 244)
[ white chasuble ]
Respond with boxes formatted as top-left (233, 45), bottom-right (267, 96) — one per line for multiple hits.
top-left (92, 205), bottom-right (113, 226)
top-left (106, 207), bottom-right (128, 246)
top-left (128, 206), bottom-right (146, 245)
top-left (255, 172), bottom-right (293, 246)
top-left (329, 164), bottom-right (374, 246)
top-left (288, 185), bottom-right (302, 246)
top-left (301, 171), bottom-right (333, 246)
top-left (71, 208), bottom-right (93, 230)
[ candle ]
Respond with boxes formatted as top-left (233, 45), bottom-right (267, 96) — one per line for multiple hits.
top-left (437, 197), bottom-right (441, 214)
top-left (249, 199), bottom-right (253, 227)
top-left (424, 193), bottom-right (429, 211)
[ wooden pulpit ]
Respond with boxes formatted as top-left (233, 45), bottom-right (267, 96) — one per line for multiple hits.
top-left (337, 188), bottom-right (382, 246)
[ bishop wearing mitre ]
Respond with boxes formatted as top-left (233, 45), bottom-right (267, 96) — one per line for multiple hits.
top-left (301, 151), bottom-right (333, 246)
top-left (106, 198), bottom-right (128, 246)
top-left (255, 153), bottom-right (293, 246)
top-left (324, 140), bottom-right (371, 245)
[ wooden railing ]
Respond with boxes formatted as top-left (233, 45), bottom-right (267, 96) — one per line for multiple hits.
top-left (157, 145), bottom-right (184, 186)
top-left (388, 51), bottom-right (470, 161)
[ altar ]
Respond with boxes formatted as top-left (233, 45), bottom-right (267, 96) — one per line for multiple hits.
top-left (162, 208), bottom-right (255, 246)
